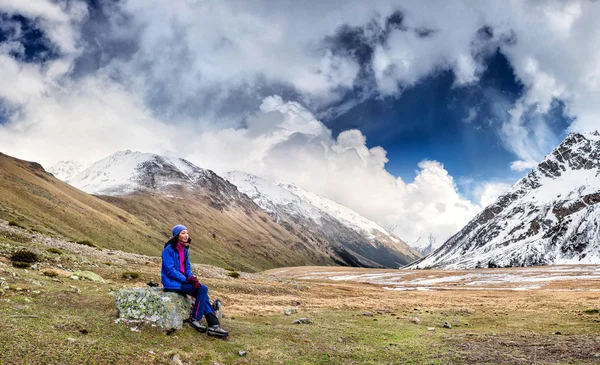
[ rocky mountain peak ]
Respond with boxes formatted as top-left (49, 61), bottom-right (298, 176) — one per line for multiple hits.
top-left (410, 132), bottom-right (600, 269)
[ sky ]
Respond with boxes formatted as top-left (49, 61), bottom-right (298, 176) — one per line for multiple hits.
top-left (0, 0), bottom-right (598, 247)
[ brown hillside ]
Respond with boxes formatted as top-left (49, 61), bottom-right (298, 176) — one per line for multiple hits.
top-left (0, 152), bottom-right (164, 256)
top-left (99, 191), bottom-right (335, 272)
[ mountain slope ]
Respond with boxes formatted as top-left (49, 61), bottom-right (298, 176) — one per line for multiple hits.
top-left (410, 132), bottom-right (600, 269)
top-left (0, 152), bottom-right (165, 256)
top-left (68, 151), bottom-right (335, 271)
top-left (224, 171), bottom-right (420, 267)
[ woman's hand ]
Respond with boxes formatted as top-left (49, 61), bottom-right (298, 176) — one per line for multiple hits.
top-left (187, 276), bottom-right (202, 289)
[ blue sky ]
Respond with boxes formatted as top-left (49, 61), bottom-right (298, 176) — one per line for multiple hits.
top-left (327, 50), bottom-right (571, 198)
top-left (0, 1), bottom-right (597, 245)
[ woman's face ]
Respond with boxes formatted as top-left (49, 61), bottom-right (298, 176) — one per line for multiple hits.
top-left (178, 230), bottom-right (189, 245)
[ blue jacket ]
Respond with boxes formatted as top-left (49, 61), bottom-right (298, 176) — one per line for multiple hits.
top-left (161, 238), bottom-right (194, 289)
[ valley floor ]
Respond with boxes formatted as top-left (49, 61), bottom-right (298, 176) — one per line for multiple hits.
top-left (1, 220), bottom-right (600, 364)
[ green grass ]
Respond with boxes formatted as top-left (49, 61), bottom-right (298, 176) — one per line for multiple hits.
top-left (76, 240), bottom-right (97, 248)
top-left (8, 220), bottom-right (26, 229)
top-left (0, 294), bottom-right (447, 365)
top-left (46, 247), bottom-right (63, 255)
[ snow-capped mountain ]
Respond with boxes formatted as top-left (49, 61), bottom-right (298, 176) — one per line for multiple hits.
top-left (68, 150), bottom-right (208, 195)
top-left (224, 171), bottom-right (322, 221)
top-left (410, 132), bottom-right (600, 269)
top-left (225, 171), bottom-right (420, 267)
top-left (280, 182), bottom-right (403, 244)
top-left (47, 160), bottom-right (85, 182)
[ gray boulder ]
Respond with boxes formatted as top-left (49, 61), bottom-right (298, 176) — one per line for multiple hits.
top-left (115, 288), bottom-right (191, 330)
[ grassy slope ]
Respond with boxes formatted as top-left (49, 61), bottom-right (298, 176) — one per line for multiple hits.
top-left (100, 193), bottom-right (334, 272)
top-left (0, 153), bottom-right (164, 256)
top-left (2, 225), bottom-right (600, 364)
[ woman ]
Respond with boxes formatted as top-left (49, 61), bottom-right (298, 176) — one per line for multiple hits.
top-left (161, 224), bottom-right (228, 338)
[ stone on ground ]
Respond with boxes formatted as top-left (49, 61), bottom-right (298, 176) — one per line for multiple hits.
top-left (115, 288), bottom-right (191, 330)
top-left (292, 317), bottom-right (313, 324)
top-left (284, 308), bottom-right (297, 316)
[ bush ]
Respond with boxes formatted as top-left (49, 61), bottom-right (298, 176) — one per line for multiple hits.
top-left (43, 270), bottom-right (59, 277)
top-left (76, 240), bottom-right (96, 248)
top-left (8, 221), bottom-right (25, 229)
top-left (12, 261), bottom-right (31, 269)
top-left (227, 271), bottom-right (240, 279)
top-left (46, 247), bottom-right (63, 255)
top-left (224, 267), bottom-right (236, 272)
top-left (0, 231), bottom-right (31, 244)
top-left (10, 250), bottom-right (39, 264)
top-left (584, 308), bottom-right (599, 314)
top-left (122, 271), bottom-right (140, 280)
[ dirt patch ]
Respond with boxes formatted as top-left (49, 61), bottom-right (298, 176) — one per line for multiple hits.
top-left (450, 333), bottom-right (600, 364)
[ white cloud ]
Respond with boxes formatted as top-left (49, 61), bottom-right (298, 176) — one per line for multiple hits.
top-left (0, 54), bottom-right (46, 105)
top-left (98, 0), bottom-right (600, 158)
top-left (510, 160), bottom-right (538, 172)
top-left (475, 181), bottom-right (512, 207)
top-left (0, 74), bottom-right (176, 166)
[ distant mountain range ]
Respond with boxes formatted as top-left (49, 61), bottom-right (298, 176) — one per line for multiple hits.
top-left (410, 132), bottom-right (600, 269)
top-left (48, 150), bottom-right (419, 269)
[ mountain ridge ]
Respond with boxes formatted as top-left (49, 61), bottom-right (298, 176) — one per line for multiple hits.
top-left (224, 171), bottom-right (420, 267)
top-left (410, 131), bottom-right (600, 269)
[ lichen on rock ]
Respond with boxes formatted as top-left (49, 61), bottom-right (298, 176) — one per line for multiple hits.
top-left (115, 288), bottom-right (191, 330)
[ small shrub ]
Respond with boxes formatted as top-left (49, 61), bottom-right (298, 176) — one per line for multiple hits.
top-left (46, 247), bottom-right (63, 255)
top-left (584, 308), bottom-right (600, 314)
top-left (8, 221), bottom-right (25, 229)
top-left (224, 267), bottom-right (236, 272)
top-left (122, 271), bottom-right (140, 280)
top-left (227, 271), bottom-right (240, 279)
top-left (12, 261), bottom-right (31, 269)
top-left (76, 240), bottom-right (96, 248)
top-left (10, 250), bottom-right (39, 264)
top-left (0, 231), bottom-right (31, 244)
top-left (43, 270), bottom-right (59, 277)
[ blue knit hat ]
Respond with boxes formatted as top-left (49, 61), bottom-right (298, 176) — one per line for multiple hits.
top-left (172, 224), bottom-right (188, 238)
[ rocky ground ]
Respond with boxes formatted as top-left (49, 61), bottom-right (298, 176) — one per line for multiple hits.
top-left (2, 219), bottom-right (600, 364)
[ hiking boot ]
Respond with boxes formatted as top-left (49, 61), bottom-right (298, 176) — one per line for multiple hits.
top-left (189, 319), bottom-right (207, 333)
top-left (207, 325), bottom-right (228, 338)
top-left (212, 299), bottom-right (222, 320)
